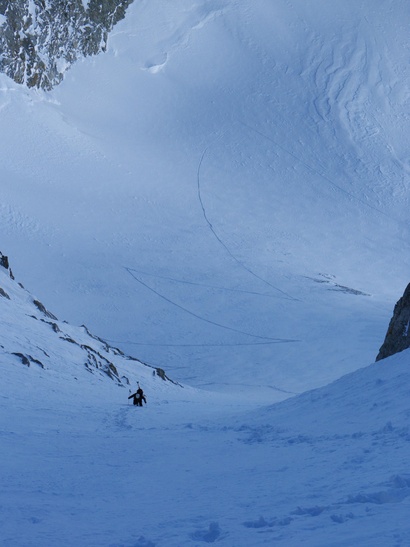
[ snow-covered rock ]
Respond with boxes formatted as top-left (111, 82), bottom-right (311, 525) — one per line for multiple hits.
top-left (0, 251), bottom-right (177, 392)
top-left (0, 0), bottom-right (134, 89)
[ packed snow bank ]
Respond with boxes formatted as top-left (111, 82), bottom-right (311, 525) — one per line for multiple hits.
top-left (244, 350), bottom-right (410, 437)
top-left (2, 315), bottom-right (410, 546)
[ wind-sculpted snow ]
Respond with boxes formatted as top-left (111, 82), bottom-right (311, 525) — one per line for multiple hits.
top-left (0, 0), bottom-right (408, 397)
top-left (0, 0), bottom-right (134, 89)
top-left (1, 0), bottom-right (410, 541)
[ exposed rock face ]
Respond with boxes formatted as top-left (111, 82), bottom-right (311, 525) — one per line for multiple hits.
top-left (0, 0), bottom-right (134, 90)
top-left (376, 283), bottom-right (410, 361)
top-left (1, 250), bottom-right (175, 384)
top-left (0, 251), bottom-right (13, 279)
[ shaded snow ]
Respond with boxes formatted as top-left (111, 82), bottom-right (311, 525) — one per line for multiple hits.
top-left (1, 0), bottom-right (410, 545)
top-left (1, 0), bottom-right (409, 395)
top-left (1, 261), bottom-right (410, 545)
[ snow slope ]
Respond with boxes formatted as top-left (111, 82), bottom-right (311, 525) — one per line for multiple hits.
top-left (1, 0), bottom-right (410, 395)
top-left (0, 260), bottom-right (180, 398)
top-left (2, 1), bottom-right (410, 544)
top-left (2, 264), bottom-right (410, 546)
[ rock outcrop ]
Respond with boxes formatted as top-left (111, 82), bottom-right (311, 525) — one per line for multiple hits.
top-left (0, 0), bottom-right (134, 90)
top-left (376, 283), bottom-right (410, 361)
top-left (0, 251), bottom-right (14, 279)
top-left (0, 250), bottom-right (176, 385)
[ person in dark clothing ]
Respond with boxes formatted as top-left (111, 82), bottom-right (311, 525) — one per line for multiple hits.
top-left (136, 387), bottom-right (146, 406)
top-left (128, 386), bottom-right (147, 406)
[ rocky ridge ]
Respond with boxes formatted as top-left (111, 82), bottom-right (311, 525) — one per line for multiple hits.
top-left (0, 250), bottom-right (174, 386)
top-left (376, 283), bottom-right (410, 361)
top-left (0, 0), bottom-right (134, 89)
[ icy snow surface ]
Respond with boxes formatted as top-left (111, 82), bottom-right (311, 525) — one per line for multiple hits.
top-left (1, 0), bottom-right (410, 544)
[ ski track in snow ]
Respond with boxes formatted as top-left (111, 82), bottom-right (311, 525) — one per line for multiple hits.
top-left (124, 266), bottom-right (299, 345)
top-left (196, 144), bottom-right (300, 303)
top-left (124, 266), bottom-right (287, 301)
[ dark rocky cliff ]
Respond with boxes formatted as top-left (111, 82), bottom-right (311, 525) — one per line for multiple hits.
top-left (376, 283), bottom-right (410, 361)
top-left (0, 0), bottom-right (134, 90)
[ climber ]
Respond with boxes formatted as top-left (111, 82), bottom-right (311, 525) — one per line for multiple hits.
top-left (128, 385), bottom-right (147, 406)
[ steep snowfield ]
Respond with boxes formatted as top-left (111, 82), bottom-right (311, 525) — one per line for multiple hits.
top-left (1, 0), bottom-right (410, 394)
top-left (2, 1), bottom-right (410, 545)
top-left (0, 261), bottom-right (181, 400)
top-left (2, 265), bottom-right (410, 546)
